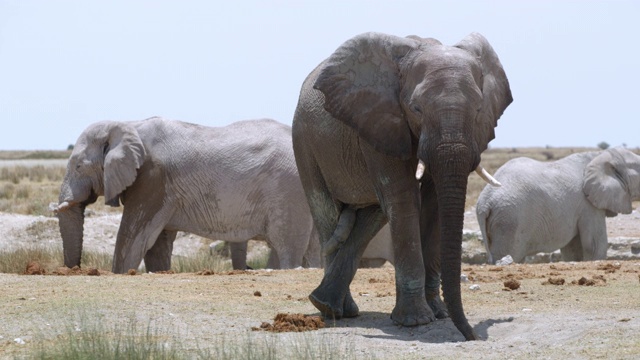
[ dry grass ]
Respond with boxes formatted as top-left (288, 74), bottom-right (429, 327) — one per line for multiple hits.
top-left (0, 163), bottom-right (118, 216)
top-left (0, 150), bottom-right (71, 160)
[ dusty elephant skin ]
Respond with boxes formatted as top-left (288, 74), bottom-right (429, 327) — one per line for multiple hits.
top-left (477, 148), bottom-right (640, 264)
top-left (55, 117), bottom-right (321, 273)
top-left (292, 32), bottom-right (512, 341)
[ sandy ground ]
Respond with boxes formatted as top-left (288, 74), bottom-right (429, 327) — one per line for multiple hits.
top-left (0, 210), bottom-right (639, 358)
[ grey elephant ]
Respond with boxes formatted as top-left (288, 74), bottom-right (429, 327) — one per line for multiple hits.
top-left (292, 32), bottom-right (512, 340)
top-left (54, 117), bottom-right (320, 273)
top-left (477, 147), bottom-right (640, 264)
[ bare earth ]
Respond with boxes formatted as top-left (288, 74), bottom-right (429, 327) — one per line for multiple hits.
top-left (1, 210), bottom-right (639, 359)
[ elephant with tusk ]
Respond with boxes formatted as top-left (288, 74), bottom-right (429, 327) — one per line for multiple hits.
top-left (292, 32), bottom-right (512, 341)
top-left (477, 147), bottom-right (640, 264)
top-left (55, 117), bottom-right (321, 273)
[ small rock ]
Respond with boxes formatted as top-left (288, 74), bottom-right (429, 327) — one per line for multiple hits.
top-left (469, 284), bottom-right (481, 291)
top-left (460, 274), bottom-right (469, 283)
top-left (14, 338), bottom-right (25, 345)
top-left (254, 291), bottom-right (262, 297)
top-left (495, 255), bottom-right (514, 266)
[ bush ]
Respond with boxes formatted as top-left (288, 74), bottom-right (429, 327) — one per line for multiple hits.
top-left (597, 141), bottom-right (610, 150)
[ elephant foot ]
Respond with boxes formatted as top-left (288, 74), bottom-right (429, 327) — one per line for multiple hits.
top-left (309, 287), bottom-right (359, 320)
top-left (426, 292), bottom-right (449, 319)
top-left (309, 292), bottom-right (343, 320)
top-left (390, 297), bottom-right (435, 326)
top-left (342, 291), bottom-right (359, 318)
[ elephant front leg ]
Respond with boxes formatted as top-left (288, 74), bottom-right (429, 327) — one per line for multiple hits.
top-left (144, 230), bottom-right (177, 272)
top-left (112, 205), bottom-right (173, 274)
top-left (388, 203), bottom-right (435, 326)
top-left (309, 205), bottom-right (385, 319)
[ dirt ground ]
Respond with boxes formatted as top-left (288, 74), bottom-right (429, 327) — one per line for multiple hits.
top-left (1, 210), bottom-right (639, 359)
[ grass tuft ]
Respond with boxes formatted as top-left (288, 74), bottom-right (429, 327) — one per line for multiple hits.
top-left (34, 314), bottom-right (186, 360)
top-left (0, 245), bottom-right (113, 274)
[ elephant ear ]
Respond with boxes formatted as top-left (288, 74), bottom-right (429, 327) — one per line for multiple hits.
top-left (103, 122), bottom-right (145, 206)
top-left (314, 32), bottom-right (419, 160)
top-left (583, 149), bottom-right (633, 215)
top-left (455, 32), bottom-right (513, 153)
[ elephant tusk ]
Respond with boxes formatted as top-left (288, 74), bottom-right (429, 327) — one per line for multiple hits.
top-left (50, 201), bottom-right (72, 214)
top-left (415, 160), bottom-right (426, 180)
top-left (475, 165), bottom-right (501, 187)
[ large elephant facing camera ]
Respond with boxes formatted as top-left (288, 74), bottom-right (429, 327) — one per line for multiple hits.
top-left (477, 148), bottom-right (640, 264)
top-left (292, 32), bottom-right (512, 340)
top-left (54, 117), bottom-right (320, 273)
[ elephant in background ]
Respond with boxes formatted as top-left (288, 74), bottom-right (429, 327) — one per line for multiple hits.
top-left (476, 148), bottom-right (640, 264)
top-left (54, 117), bottom-right (321, 273)
top-left (292, 32), bottom-right (512, 340)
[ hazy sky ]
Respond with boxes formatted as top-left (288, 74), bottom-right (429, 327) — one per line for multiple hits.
top-left (1, 1), bottom-right (638, 150)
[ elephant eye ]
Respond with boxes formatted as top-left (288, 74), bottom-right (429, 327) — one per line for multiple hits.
top-left (410, 104), bottom-right (423, 114)
top-left (103, 143), bottom-right (109, 156)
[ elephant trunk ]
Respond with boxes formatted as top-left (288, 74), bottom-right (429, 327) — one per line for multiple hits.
top-left (56, 176), bottom-right (97, 269)
top-left (431, 143), bottom-right (478, 341)
top-left (57, 203), bottom-right (86, 268)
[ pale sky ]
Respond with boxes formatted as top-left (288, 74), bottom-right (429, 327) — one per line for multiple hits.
top-left (1, 0), bottom-right (638, 150)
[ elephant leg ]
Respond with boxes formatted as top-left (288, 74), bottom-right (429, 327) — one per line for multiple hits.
top-left (269, 228), bottom-right (307, 269)
top-left (229, 241), bottom-right (249, 270)
top-left (560, 235), bottom-right (583, 262)
top-left (420, 178), bottom-right (448, 319)
top-left (266, 248), bottom-right (279, 269)
top-left (309, 205), bottom-right (386, 320)
top-left (144, 229), bottom-right (177, 272)
top-left (578, 216), bottom-right (608, 260)
top-left (113, 204), bottom-right (174, 273)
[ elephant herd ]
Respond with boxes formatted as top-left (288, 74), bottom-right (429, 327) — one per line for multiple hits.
top-left (52, 31), bottom-right (639, 341)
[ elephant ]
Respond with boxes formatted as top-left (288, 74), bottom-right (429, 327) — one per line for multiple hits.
top-left (291, 32), bottom-right (512, 341)
top-left (476, 147), bottom-right (640, 264)
top-left (54, 117), bottom-right (321, 273)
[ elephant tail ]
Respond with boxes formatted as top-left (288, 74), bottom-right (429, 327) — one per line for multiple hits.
top-left (477, 207), bottom-right (494, 265)
top-left (323, 206), bottom-right (357, 256)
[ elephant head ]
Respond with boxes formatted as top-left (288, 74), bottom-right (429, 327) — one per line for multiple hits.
top-left (313, 32), bottom-right (512, 340)
top-left (583, 148), bottom-right (640, 216)
top-left (55, 121), bottom-right (145, 268)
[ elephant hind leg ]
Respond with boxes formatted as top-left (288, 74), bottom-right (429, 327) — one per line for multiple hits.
top-left (229, 241), bottom-right (250, 270)
top-left (144, 230), bottom-right (177, 272)
top-left (560, 235), bottom-right (583, 262)
top-left (310, 205), bottom-right (386, 320)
